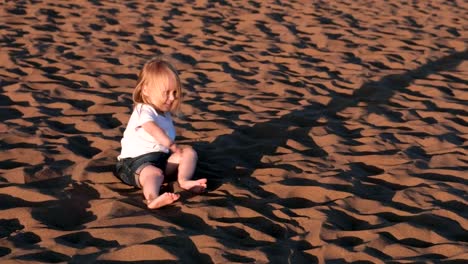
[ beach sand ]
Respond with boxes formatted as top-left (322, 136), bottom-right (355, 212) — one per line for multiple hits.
top-left (1, 0), bottom-right (467, 262)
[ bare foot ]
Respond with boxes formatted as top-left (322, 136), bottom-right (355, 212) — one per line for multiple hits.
top-left (147, 192), bottom-right (180, 209)
top-left (179, 178), bottom-right (207, 194)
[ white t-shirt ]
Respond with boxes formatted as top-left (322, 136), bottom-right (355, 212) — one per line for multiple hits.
top-left (118, 103), bottom-right (176, 159)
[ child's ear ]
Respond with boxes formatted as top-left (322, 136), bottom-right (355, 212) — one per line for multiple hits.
top-left (142, 85), bottom-right (149, 96)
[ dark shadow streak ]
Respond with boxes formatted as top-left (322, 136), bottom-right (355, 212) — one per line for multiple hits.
top-left (196, 50), bottom-right (467, 187)
top-left (188, 50), bottom-right (466, 262)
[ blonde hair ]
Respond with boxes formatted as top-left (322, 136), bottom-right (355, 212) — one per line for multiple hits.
top-left (133, 57), bottom-right (182, 113)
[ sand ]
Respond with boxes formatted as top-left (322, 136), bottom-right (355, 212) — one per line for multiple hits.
top-left (1, 0), bottom-right (467, 263)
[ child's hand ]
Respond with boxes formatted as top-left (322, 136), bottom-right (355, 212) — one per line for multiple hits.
top-left (169, 143), bottom-right (180, 153)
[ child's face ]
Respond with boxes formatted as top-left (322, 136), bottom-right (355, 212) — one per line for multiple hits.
top-left (158, 85), bottom-right (177, 112)
top-left (144, 82), bottom-right (178, 113)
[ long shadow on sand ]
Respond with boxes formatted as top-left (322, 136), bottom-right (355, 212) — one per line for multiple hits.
top-left (197, 50), bottom-right (467, 180)
top-left (185, 50), bottom-right (467, 262)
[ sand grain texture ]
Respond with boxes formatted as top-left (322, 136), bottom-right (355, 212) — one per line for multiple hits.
top-left (1, 0), bottom-right (467, 263)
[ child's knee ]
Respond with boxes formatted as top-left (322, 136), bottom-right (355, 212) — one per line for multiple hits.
top-left (139, 165), bottom-right (164, 183)
top-left (141, 165), bottom-right (163, 175)
top-left (183, 146), bottom-right (197, 161)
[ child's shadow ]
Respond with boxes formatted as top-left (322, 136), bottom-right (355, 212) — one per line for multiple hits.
top-left (192, 50), bottom-right (467, 193)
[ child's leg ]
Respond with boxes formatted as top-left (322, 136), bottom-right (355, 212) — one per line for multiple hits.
top-left (139, 165), bottom-right (179, 209)
top-left (166, 147), bottom-right (207, 193)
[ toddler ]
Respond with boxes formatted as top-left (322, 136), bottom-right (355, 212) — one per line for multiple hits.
top-left (115, 57), bottom-right (207, 209)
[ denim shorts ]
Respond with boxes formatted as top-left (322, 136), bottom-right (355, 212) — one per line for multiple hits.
top-left (115, 152), bottom-right (170, 188)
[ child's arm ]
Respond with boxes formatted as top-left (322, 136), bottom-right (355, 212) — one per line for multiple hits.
top-left (142, 121), bottom-right (180, 152)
